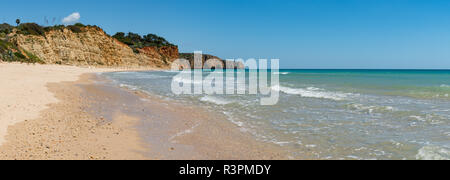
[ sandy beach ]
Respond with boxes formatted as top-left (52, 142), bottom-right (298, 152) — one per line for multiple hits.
top-left (0, 62), bottom-right (288, 160)
top-left (0, 63), bottom-right (148, 159)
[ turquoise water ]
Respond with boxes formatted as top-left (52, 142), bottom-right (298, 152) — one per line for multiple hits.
top-left (103, 70), bottom-right (450, 160)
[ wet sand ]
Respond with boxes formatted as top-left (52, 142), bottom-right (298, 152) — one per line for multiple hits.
top-left (82, 74), bottom-right (290, 159)
top-left (0, 63), bottom-right (289, 160)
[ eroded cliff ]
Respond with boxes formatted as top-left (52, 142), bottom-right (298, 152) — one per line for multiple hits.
top-left (6, 26), bottom-right (178, 68)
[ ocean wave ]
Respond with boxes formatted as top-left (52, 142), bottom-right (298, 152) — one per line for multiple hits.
top-left (163, 70), bottom-right (194, 74)
top-left (223, 112), bottom-right (245, 128)
top-left (200, 96), bottom-right (233, 105)
top-left (270, 140), bottom-right (291, 146)
top-left (119, 83), bottom-right (139, 90)
top-left (409, 115), bottom-right (425, 122)
top-left (346, 103), bottom-right (395, 114)
top-left (173, 76), bottom-right (203, 85)
top-left (134, 74), bottom-right (168, 79)
top-left (168, 123), bottom-right (200, 143)
top-left (440, 84), bottom-right (450, 88)
top-left (163, 70), bottom-right (180, 73)
top-left (306, 87), bottom-right (321, 91)
top-left (416, 146), bottom-right (450, 160)
top-left (408, 114), bottom-right (446, 125)
top-left (114, 71), bottom-right (136, 74)
top-left (271, 85), bottom-right (351, 101)
top-left (273, 72), bottom-right (290, 75)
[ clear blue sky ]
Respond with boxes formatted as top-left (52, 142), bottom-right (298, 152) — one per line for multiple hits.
top-left (2, 0), bottom-right (450, 69)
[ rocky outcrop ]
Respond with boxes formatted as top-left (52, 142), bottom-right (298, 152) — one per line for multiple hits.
top-left (179, 53), bottom-right (244, 69)
top-left (7, 26), bottom-right (178, 68)
top-left (137, 46), bottom-right (178, 65)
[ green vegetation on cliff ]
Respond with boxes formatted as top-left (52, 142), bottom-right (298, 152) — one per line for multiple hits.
top-left (0, 23), bottom-right (13, 36)
top-left (113, 32), bottom-right (176, 53)
top-left (0, 39), bottom-right (44, 64)
top-left (43, 23), bottom-right (99, 34)
top-left (17, 23), bottom-right (96, 35)
top-left (0, 23), bottom-right (44, 63)
top-left (17, 23), bottom-right (46, 36)
top-left (3, 22), bottom-right (96, 36)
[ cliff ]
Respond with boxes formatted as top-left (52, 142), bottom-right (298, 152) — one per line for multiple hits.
top-left (1, 23), bottom-right (243, 70)
top-left (3, 25), bottom-right (178, 68)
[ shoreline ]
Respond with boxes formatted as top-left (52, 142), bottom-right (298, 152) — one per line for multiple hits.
top-left (0, 63), bottom-right (289, 159)
top-left (88, 73), bottom-right (290, 159)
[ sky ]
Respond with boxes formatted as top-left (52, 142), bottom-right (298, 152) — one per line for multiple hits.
top-left (1, 0), bottom-right (450, 69)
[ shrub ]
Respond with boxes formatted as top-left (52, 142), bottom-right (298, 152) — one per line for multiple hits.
top-left (37, 24), bottom-right (87, 34)
top-left (0, 40), bottom-right (9, 53)
top-left (0, 23), bottom-right (13, 34)
top-left (17, 23), bottom-right (46, 36)
top-left (0, 39), bottom-right (45, 64)
top-left (24, 50), bottom-right (44, 64)
top-left (67, 25), bottom-right (82, 33)
top-left (113, 32), bottom-right (132, 45)
top-left (74, 23), bottom-right (86, 27)
top-left (0, 39), bottom-right (17, 53)
top-left (44, 25), bottom-right (65, 32)
top-left (14, 52), bottom-right (26, 59)
top-left (112, 32), bottom-right (176, 53)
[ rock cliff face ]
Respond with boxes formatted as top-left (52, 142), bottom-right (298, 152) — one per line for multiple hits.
top-left (7, 26), bottom-right (178, 68)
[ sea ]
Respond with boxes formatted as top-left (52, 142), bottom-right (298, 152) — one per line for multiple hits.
top-left (102, 69), bottom-right (450, 160)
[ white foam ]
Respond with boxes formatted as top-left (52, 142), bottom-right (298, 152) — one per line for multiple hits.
top-left (163, 70), bottom-right (194, 74)
top-left (200, 96), bottom-right (233, 105)
top-left (134, 74), bottom-right (167, 79)
top-left (119, 84), bottom-right (139, 90)
top-left (273, 72), bottom-right (289, 75)
top-left (272, 85), bottom-right (351, 101)
top-left (440, 84), bottom-right (450, 88)
top-left (444, 132), bottom-right (450, 137)
top-left (163, 70), bottom-right (181, 73)
top-left (115, 71), bottom-right (135, 74)
top-left (168, 124), bottom-right (200, 143)
top-left (346, 155), bottom-right (362, 160)
top-left (348, 104), bottom-right (395, 114)
top-left (173, 76), bottom-right (203, 85)
top-left (416, 146), bottom-right (450, 160)
top-left (223, 112), bottom-right (245, 127)
top-left (306, 87), bottom-right (322, 91)
top-left (270, 140), bottom-right (290, 146)
top-left (409, 115), bottom-right (426, 122)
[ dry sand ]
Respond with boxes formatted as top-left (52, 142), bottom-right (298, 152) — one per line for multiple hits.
top-left (0, 63), bottom-right (147, 159)
top-left (0, 63), bottom-right (108, 145)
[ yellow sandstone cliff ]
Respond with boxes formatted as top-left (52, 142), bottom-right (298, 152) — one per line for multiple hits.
top-left (7, 26), bottom-right (178, 68)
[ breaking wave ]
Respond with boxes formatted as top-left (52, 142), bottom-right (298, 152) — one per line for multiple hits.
top-left (273, 72), bottom-right (290, 75)
top-left (416, 146), bottom-right (450, 160)
top-left (173, 76), bottom-right (203, 85)
top-left (200, 96), bottom-right (233, 105)
top-left (346, 103), bottom-right (395, 114)
top-left (271, 85), bottom-right (351, 101)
